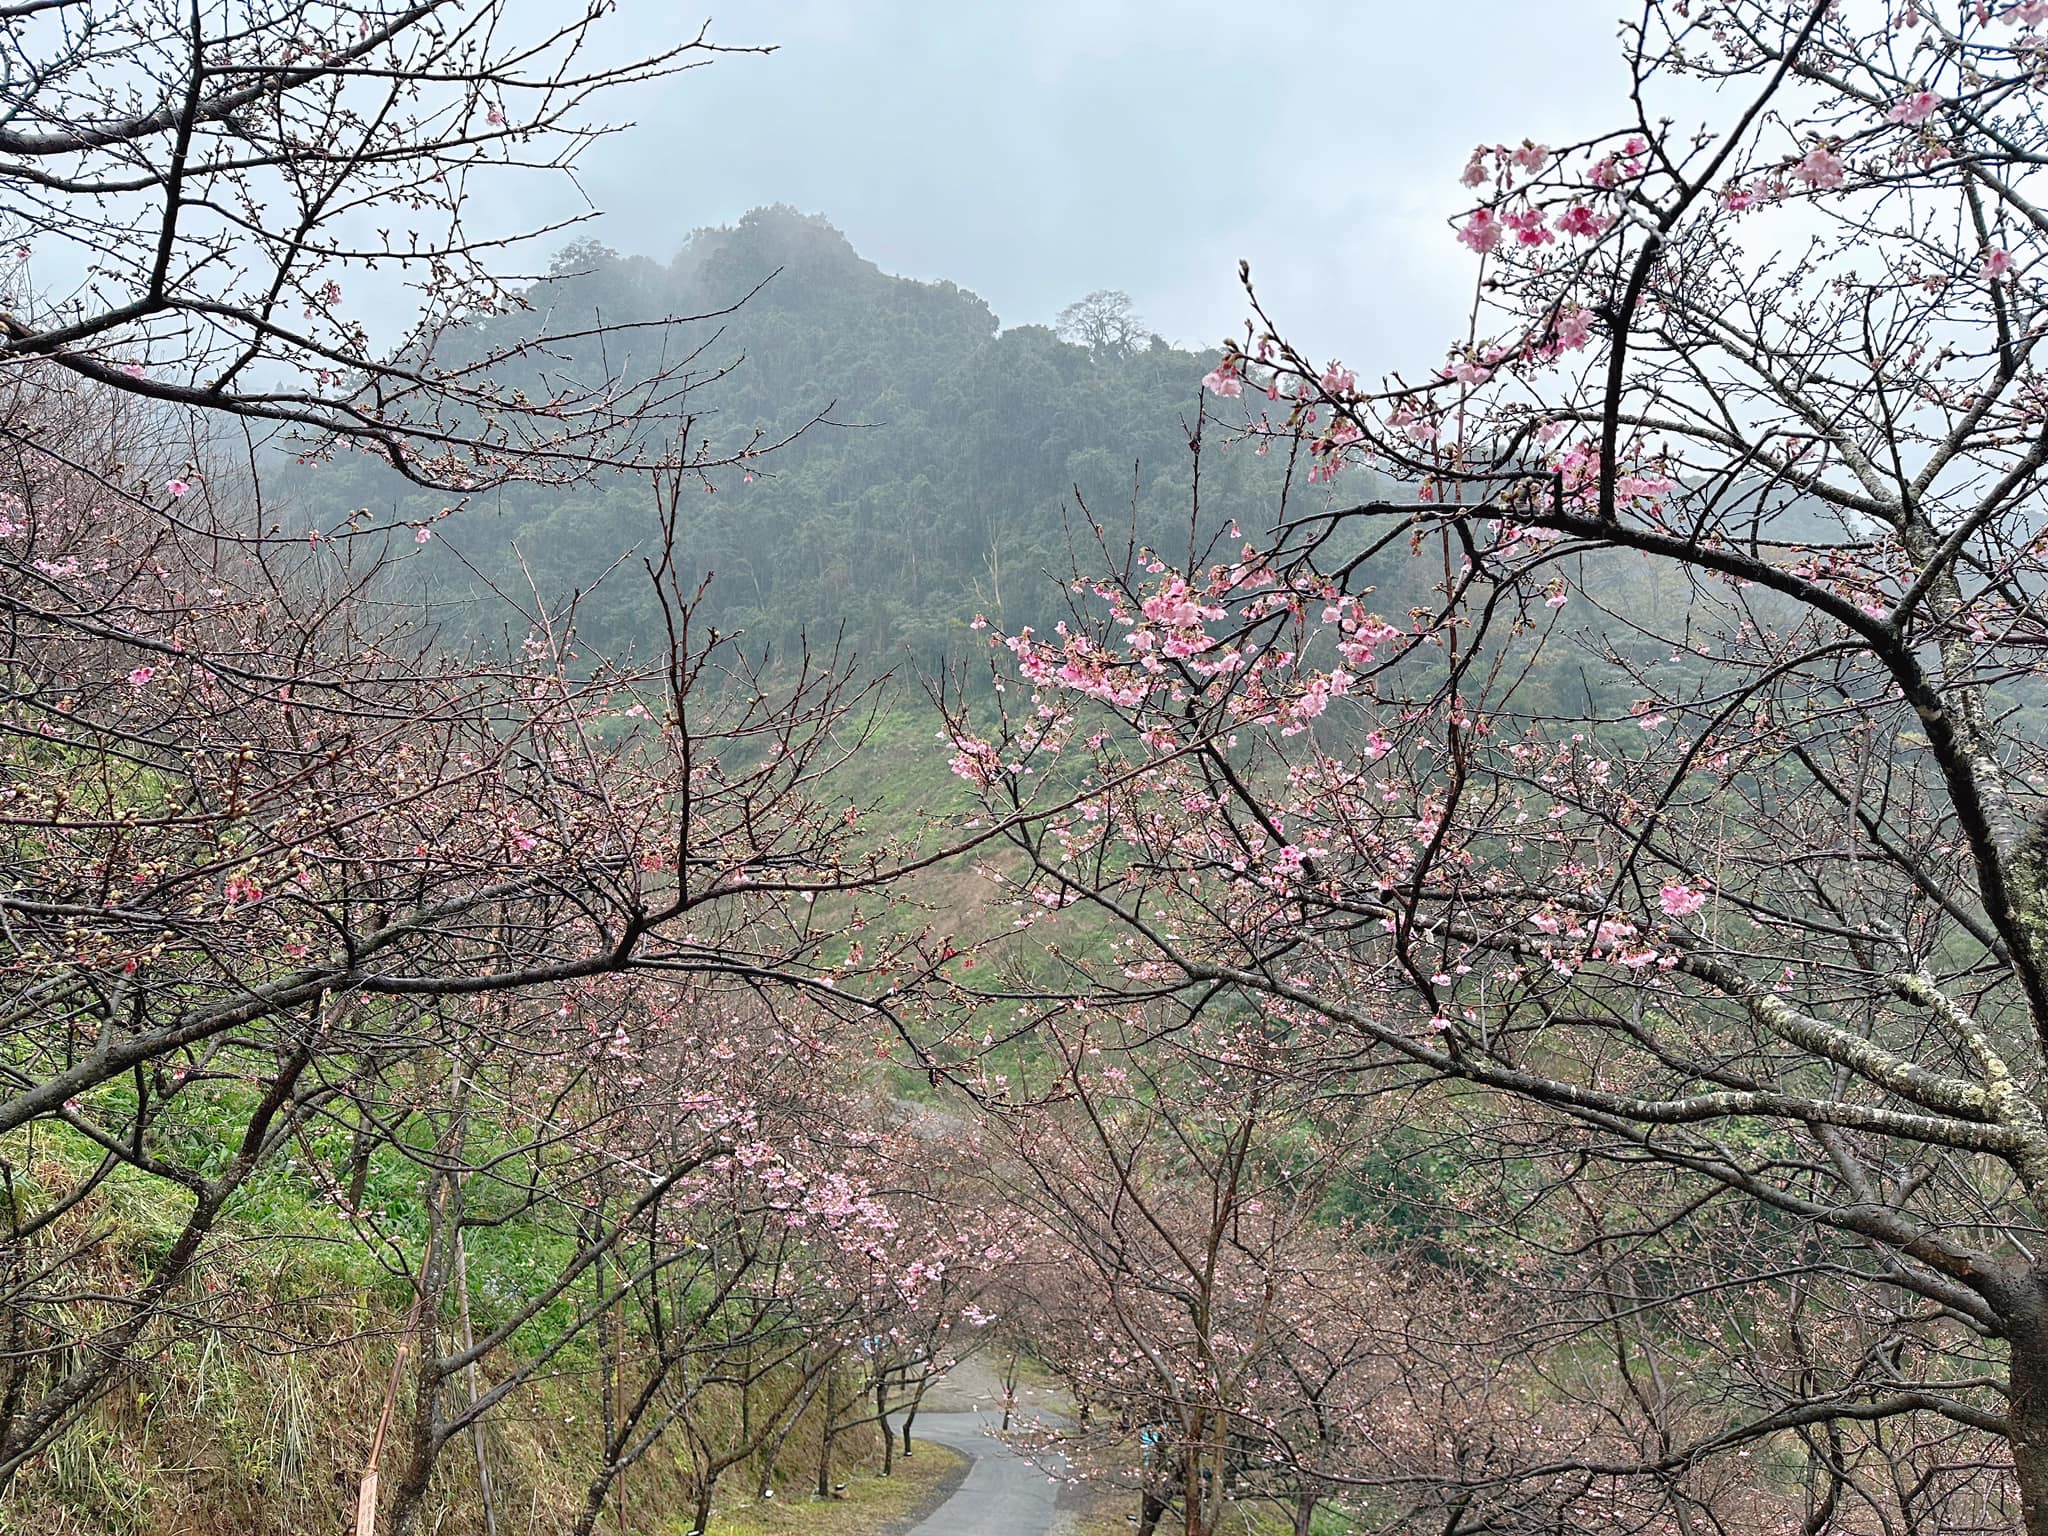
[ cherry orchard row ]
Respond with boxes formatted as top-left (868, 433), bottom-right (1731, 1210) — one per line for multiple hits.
top-left (6, 322), bottom-right (1810, 1535)
top-left (973, 1000), bottom-right (1974, 1535)
top-left (0, 6), bottom-right (1041, 1524)
top-left (0, 10), bottom-right (1085, 1523)
top-left (0, 361), bottom-right (1040, 1534)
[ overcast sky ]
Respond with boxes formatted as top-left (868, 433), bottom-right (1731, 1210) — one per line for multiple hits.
top-left (537, 2), bottom-right (1636, 373)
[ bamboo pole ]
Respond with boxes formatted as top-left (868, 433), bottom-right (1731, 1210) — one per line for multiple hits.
top-left (455, 1228), bottom-right (498, 1536)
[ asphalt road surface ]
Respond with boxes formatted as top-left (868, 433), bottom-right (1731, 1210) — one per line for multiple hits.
top-left (902, 1411), bottom-right (1061, 1536)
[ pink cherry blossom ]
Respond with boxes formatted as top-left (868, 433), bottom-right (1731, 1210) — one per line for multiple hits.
top-left (1984, 247), bottom-right (2016, 279)
top-left (948, 734), bottom-right (1002, 787)
top-left (1141, 576), bottom-right (1223, 628)
top-left (1659, 883), bottom-right (1708, 918)
top-left (127, 666), bottom-right (155, 688)
top-left (166, 478), bottom-right (190, 498)
top-left (1886, 91), bottom-right (1940, 124)
top-left (1457, 209), bottom-right (1504, 254)
top-left (1510, 142), bottom-right (1548, 175)
top-left (1505, 208), bottom-right (1554, 247)
top-left (1793, 146), bottom-right (1847, 189)
top-left (1202, 362), bottom-right (1243, 398)
top-left (1555, 204), bottom-right (1604, 238)
top-left (1594, 917), bottom-right (1639, 949)
top-left (415, 525), bottom-right (433, 543)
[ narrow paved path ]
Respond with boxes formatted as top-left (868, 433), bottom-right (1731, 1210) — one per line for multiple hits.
top-left (902, 1411), bottom-right (1060, 1536)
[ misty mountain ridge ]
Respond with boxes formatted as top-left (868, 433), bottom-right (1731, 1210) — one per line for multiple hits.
top-left (310, 205), bottom-right (1340, 668)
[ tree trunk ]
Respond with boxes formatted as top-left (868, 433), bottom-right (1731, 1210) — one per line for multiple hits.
top-left (570, 1460), bottom-right (619, 1536)
top-left (1292, 1487), bottom-right (1318, 1536)
top-left (611, 1279), bottom-right (629, 1535)
top-left (345, 1114), bottom-right (376, 1210)
top-left (385, 1056), bottom-right (473, 1536)
top-left (759, 1358), bottom-right (826, 1498)
top-left (2011, 1314), bottom-right (2048, 1535)
top-left (1181, 1415), bottom-right (1225, 1536)
top-left (384, 1265), bottom-right (449, 1536)
top-left (454, 1230), bottom-right (496, 1536)
top-left (999, 1349), bottom-right (1019, 1431)
top-left (690, 1472), bottom-right (716, 1536)
top-left (815, 1373), bottom-right (838, 1500)
top-left (739, 1344), bottom-right (753, 1444)
top-left (876, 1376), bottom-right (893, 1476)
top-left (1182, 1441), bottom-right (1206, 1536)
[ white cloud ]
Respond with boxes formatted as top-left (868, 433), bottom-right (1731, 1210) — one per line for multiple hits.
top-left (480, 2), bottom-right (1639, 375)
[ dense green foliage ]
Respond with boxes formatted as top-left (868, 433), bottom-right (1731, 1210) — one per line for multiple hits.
top-left (295, 207), bottom-right (1340, 668)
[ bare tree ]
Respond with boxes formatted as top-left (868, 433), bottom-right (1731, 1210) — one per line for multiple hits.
top-left (1055, 289), bottom-right (1148, 359)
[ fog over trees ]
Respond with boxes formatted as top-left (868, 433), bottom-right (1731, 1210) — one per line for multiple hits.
top-left (5, 4), bottom-right (2048, 1536)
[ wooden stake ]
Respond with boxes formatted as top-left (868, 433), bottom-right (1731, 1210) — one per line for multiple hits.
top-left (358, 1293), bottom-right (425, 1536)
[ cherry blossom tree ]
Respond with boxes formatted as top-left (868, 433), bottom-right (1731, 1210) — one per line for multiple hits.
top-left (971, 1004), bottom-right (1729, 1535)
top-left (383, 980), bottom-right (921, 1536)
top-left (938, 2), bottom-right (2048, 1529)
top-left (777, 1165), bottom-right (1006, 1504)
top-left (840, 1147), bottom-right (1006, 1481)
top-left (978, 1011), bottom-right (1376, 1536)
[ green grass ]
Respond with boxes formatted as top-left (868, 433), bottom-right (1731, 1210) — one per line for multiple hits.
top-left (704, 1440), bottom-right (968, 1536)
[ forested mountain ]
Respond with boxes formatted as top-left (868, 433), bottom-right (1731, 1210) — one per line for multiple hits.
top-left (296, 206), bottom-right (1352, 668)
